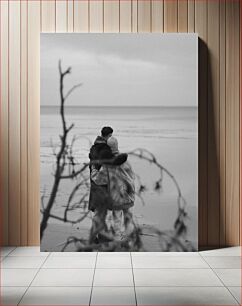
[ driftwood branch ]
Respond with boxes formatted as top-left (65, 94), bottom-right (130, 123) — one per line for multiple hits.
top-left (40, 60), bottom-right (82, 240)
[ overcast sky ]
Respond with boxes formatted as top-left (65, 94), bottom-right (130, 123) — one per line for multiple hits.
top-left (41, 33), bottom-right (197, 107)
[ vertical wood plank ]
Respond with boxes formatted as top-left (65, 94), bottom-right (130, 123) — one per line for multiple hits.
top-left (67, 0), bottom-right (74, 32)
top-left (28, 0), bottom-right (40, 245)
top-left (104, 0), bottom-right (119, 32)
top-left (120, 0), bottom-right (132, 32)
top-left (207, 0), bottom-right (220, 246)
top-left (240, 0), bottom-right (242, 248)
top-left (225, 0), bottom-right (240, 246)
top-left (178, 0), bottom-right (187, 32)
top-left (41, 0), bottom-right (56, 32)
top-left (138, 0), bottom-right (151, 32)
top-left (219, 0), bottom-right (226, 246)
top-left (164, 0), bottom-right (178, 32)
top-left (74, 0), bottom-right (89, 32)
top-left (90, 0), bottom-right (103, 32)
top-left (151, 0), bottom-right (163, 32)
top-left (9, 0), bottom-right (21, 246)
top-left (20, 0), bottom-right (28, 245)
top-left (188, 0), bottom-right (195, 32)
top-left (56, 0), bottom-right (67, 32)
top-left (195, 0), bottom-right (208, 247)
top-left (132, 0), bottom-right (138, 32)
top-left (0, 0), bottom-right (9, 245)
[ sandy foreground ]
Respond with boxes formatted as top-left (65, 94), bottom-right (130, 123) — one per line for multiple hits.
top-left (41, 221), bottom-right (196, 252)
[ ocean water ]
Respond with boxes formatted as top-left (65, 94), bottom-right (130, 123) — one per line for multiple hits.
top-left (40, 106), bottom-right (198, 245)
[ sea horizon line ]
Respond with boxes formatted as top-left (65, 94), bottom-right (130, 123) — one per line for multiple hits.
top-left (41, 105), bottom-right (197, 108)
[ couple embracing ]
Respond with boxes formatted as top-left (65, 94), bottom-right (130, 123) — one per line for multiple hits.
top-left (88, 126), bottom-right (135, 242)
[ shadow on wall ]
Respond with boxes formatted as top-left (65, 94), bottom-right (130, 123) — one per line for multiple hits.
top-left (198, 38), bottom-right (220, 249)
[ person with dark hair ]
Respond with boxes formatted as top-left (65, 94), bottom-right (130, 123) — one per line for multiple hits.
top-left (101, 126), bottom-right (113, 138)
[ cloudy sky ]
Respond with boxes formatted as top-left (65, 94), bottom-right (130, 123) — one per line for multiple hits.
top-left (41, 33), bottom-right (198, 107)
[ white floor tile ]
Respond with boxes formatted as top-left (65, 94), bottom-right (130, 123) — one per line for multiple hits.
top-left (49, 251), bottom-right (97, 257)
top-left (203, 256), bottom-right (241, 268)
top-left (132, 255), bottom-right (209, 269)
top-left (31, 268), bottom-right (94, 286)
top-left (98, 252), bottom-right (131, 257)
top-left (1, 269), bottom-right (38, 286)
top-left (200, 247), bottom-right (241, 257)
top-left (9, 247), bottom-right (49, 257)
top-left (91, 287), bottom-right (136, 305)
top-left (0, 247), bottom-right (16, 257)
top-left (94, 269), bottom-right (134, 286)
top-left (1, 256), bottom-right (46, 269)
top-left (132, 252), bottom-right (199, 257)
top-left (42, 256), bottom-right (96, 268)
top-left (214, 269), bottom-right (241, 286)
top-left (134, 268), bottom-right (223, 287)
top-left (19, 286), bottom-right (91, 305)
top-left (1, 287), bottom-right (27, 305)
top-left (96, 256), bottom-right (132, 268)
top-left (136, 287), bottom-right (238, 305)
top-left (228, 287), bottom-right (241, 304)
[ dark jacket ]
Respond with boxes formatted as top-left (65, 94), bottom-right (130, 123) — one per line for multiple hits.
top-left (89, 136), bottom-right (113, 170)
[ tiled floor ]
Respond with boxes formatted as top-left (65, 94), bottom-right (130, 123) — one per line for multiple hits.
top-left (0, 246), bottom-right (241, 305)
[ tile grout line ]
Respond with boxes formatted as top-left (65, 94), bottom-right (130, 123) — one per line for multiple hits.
top-left (5, 267), bottom-right (239, 270)
top-left (130, 252), bottom-right (137, 306)
top-left (89, 252), bottom-right (98, 306)
top-left (1, 246), bottom-right (17, 257)
top-left (16, 251), bottom-right (51, 306)
top-left (2, 285), bottom-right (242, 288)
top-left (226, 286), bottom-right (241, 305)
top-left (199, 253), bottom-right (240, 305)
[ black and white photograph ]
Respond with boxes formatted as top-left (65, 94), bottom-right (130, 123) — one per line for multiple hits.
top-left (40, 33), bottom-right (198, 252)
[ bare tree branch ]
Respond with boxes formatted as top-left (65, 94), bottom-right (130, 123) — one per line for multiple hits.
top-left (64, 83), bottom-right (83, 100)
top-left (40, 60), bottom-right (82, 240)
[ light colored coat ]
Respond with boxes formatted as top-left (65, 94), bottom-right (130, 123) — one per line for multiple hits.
top-left (91, 160), bottom-right (135, 210)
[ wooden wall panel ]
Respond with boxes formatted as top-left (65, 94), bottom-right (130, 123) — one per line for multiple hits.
top-left (0, 0), bottom-right (9, 245)
top-left (67, 0), bottom-right (74, 32)
top-left (219, 0), bottom-right (226, 246)
top-left (9, 0), bottom-right (21, 245)
top-left (188, 0), bottom-right (195, 33)
top-left (74, 0), bottom-right (89, 32)
top-left (132, 0), bottom-right (138, 32)
top-left (151, 0), bottom-right (163, 33)
top-left (120, 0), bottom-right (132, 32)
top-left (27, 1), bottom-right (40, 245)
top-left (20, 0), bottom-right (28, 245)
top-left (207, 0), bottom-right (220, 246)
top-left (138, 0), bottom-right (151, 32)
top-left (178, 0), bottom-right (188, 32)
top-left (90, 0), bottom-right (103, 32)
top-left (0, 0), bottom-right (241, 247)
top-left (56, 0), bottom-right (67, 32)
top-left (104, 0), bottom-right (119, 32)
top-left (164, 0), bottom-right (178, 32)
top-left (41, 1), bottom-right (56, 32)
top-left (195, 0), bottom-right (208, 247)
top-left (225, 0), bottom-right (240, 246)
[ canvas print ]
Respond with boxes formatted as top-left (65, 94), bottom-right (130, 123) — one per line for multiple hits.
top-left (40, 34), bottom-right (198, 252)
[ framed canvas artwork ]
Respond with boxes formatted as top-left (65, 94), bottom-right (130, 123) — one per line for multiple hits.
top-left (40, 34), bottom-right (198, 252)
